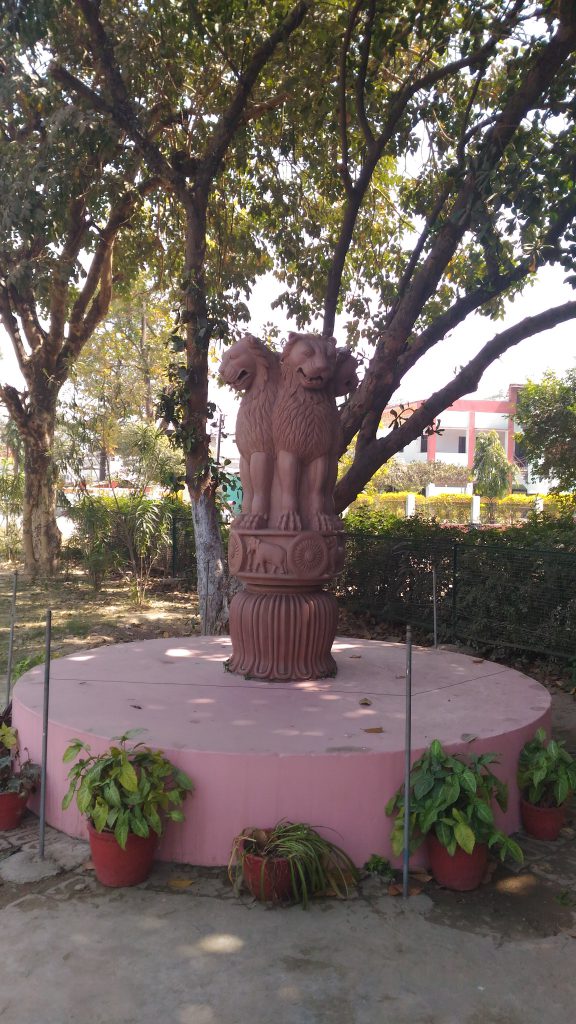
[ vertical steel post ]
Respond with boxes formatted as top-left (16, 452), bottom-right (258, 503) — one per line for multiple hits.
top-left (432, 566), bottom-right (438, 649)
top-left (5, 570), bottom-right (18, 708)
top-left (402, 625), bottom-right (413, 899)
top-left (203, 559), bottom-right (210, 633)
top-left (39, 609), bottom-right (52, 859)
top-left (171, 515), bottom-right (177, 579)
top-left (451, 544), bottom-right (458, 642)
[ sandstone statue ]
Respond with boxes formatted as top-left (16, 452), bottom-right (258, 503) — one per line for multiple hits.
top-left (219, 328), bottom-right (357, 681)
top-left (219, 333), bottom-right (279, 529)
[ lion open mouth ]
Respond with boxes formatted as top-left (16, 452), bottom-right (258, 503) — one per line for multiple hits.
top-left (297, 367), bottom-right (326, 385)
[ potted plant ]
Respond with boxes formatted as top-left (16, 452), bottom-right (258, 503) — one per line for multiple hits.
top-left (517, 728), bottom-right (576, 840)
top-left (386, 739), bottom-right (523, 891)
top-left (62, 731), bottom-right (194, 887)
top-left (0, 723), bottom-right (39, 830)
top-left (228, 821), bottom-right (358, 907)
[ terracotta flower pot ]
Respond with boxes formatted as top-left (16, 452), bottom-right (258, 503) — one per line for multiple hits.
top-left (88, 823), bottom-right (158, 887)
top-left (520, 799), bottom-right (567, 841)
top-left (0, 790), bottom-right (28, 831)
top-left (242, 851), bottom-right (293, 902)
top-left (427, 833), bottom-right (488, 891)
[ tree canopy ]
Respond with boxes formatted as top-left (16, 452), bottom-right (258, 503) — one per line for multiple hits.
top-left (2, 0), bottom-right (576, 621)
top-left (473, 429), bottom-right (511, 500)
top-left (516, 368), bottom-right (576, 491)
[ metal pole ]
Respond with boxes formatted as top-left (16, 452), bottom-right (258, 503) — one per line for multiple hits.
top-left (203, 559), bottom-right (210, 633)
top-left (171, 515), bottom-right (177, 579)
top-left (215, 414), bottom-right (224, 466)
top-left (432, 566), bottom-right (438, 649)
top-left (39, 609), bottom-right (52, 860)
top-left (5, 570), bottom-right (18, 708)
top-left (402, 625), bottom-right (413, 899)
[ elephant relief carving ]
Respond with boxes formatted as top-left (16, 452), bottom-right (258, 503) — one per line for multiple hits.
top-left (247, 536), bottom-right (287, 575)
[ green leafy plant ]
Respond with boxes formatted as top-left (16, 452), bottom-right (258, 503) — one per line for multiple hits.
top-left (62, 732), bottom-right (194, 849)
top-left (386, 740), bottom-right (523, 864)
top-left (0, 724), bottom-right (39, 796)
top-left (517, 728), bottom-right (576, 808)
top-left (363, 854), bottom-right (395, 880)
top-left (228, 821), bottom-right (358, 909)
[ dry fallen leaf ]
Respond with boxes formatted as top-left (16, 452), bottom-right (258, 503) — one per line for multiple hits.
top-left (388, 880), bottom-right (424, 897)
top-left (359, 698), bottom-right (373, 706)
top-left (409, 869), bottom-right (432, 883)
top-left (168, 878), bottom-right (194, 891)
top-left (363, 726), bottom-right (384, 734)
top-left (472, 658), bottom-right (485, 664)
top-left (349, 655), bottom-right (362, 659)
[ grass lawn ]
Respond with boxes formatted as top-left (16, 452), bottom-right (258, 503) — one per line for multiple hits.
top-left (0, 561), bottom-right (200, 684)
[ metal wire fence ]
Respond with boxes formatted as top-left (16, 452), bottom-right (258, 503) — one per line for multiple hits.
top-left (333, 535), bottom-right (576, 666)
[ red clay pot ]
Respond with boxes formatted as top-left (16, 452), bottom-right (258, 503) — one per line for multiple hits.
top-left (242, 852), bottom-right (293, 902)
top-left (0, 790), bottom-right (28, 831)
top-left (427, 833), bottom-right (488, 891)
top-left (520, 799), bottom-right (567, 841)
top-left (88, 823), bottom-right (158, 887)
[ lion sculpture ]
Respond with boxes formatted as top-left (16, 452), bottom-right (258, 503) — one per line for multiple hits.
top-left (271, 332), bottom-right (340, 532)
top-left (219, 333), bottom-right (280, 528)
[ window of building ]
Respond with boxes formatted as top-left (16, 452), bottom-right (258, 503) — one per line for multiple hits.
top-left (420, 435), bottom-right (428, 453)
top-left (458, 435), bottom-right (466, 454)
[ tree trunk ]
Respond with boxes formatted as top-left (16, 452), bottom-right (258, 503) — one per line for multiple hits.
top-left (190, 490), bottom-right (228, 634)
top-left (22, 416), bottom-right (61, 576)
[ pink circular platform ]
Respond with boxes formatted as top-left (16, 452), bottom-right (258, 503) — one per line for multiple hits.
top-left (13, 637), bottom-right (550, 867)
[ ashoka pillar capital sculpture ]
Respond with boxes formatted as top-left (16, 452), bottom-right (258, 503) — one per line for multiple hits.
top-left (219, 331), bottom-right (358, 681)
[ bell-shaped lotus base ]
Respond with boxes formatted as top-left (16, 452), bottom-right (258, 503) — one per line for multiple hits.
top-left (227, 587), bottom-right (338, 681)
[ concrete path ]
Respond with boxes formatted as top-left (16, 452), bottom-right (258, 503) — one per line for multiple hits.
top-left (0, 878), bottom-right (574, 1024)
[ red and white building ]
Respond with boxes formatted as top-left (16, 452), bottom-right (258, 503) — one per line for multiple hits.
top-left (387, 384), bottom-right (546, 491)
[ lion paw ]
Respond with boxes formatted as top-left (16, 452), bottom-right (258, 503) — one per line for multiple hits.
top-left (243, 513), bottom-right (268, 530)
top-left (312, 512), bottom-right (334, 533)
top-left (278, 511), bottom-right (301, 531)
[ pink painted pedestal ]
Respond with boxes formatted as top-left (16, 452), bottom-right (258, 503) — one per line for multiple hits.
top-left (12, 637), bottom-right (550, 867)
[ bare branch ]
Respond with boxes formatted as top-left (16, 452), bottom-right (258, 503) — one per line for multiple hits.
top-left (0, 286), bottom-right (28, 372)
top-left (198, 0), bottom-right (314, 191)
top-left (335, 299), bottom-right (576, 511)
top-left (355, 0), bottom-right (376, 148)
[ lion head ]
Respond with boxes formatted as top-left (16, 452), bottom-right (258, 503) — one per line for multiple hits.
top-left (333, 348), bottom-right (359, 397)
top-left (281, 332), bottom-right (337, 390)
top-left (219, 333), bottom-right (278, 392)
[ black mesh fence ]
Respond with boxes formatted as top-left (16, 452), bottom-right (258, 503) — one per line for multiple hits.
top-left (333, 535), bottom-right (576, 665)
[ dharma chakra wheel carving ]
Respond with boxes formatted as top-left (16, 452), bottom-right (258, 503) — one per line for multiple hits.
top-left (219, 330), bottom-right (358, 681)
top-left (287, 532), bottom-right (329, 578)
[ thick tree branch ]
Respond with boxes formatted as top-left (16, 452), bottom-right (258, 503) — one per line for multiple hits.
top-left (322, 0), bottom-right (527, 335)
top-left (335, 300), bottom-right (576, 511)
top-left (197, 0), bottom-right (314, 191)
top-left (338, 14), bottom-right (576, 443)
top-left (0, 286), bottom-right (28, 372)
top-left (47, 196), bottom-right (88, 360)
top-left (355, 0), bottom-right (376, 148)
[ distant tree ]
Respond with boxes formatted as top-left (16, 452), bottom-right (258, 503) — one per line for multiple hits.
top-left (516, 369), bottom-right (576, 492)
top-left (473, 430), bottom-right (511, 521)
top-left (69, 278), bottom-right (174, 479)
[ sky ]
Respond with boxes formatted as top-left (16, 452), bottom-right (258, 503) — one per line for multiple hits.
top-left (1, 262), bottom-right (575, 450)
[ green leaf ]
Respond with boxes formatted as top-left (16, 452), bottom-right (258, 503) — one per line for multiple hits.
top-left (62, 740), bottom-right (84, 763)
top-left (130, 815), bottom-right (150, 838)
top-left (454, 822), bottom-right (476, 854)
top-left (114, 814), bottom-right (129, 850)
top-left (92, 797), bottom-right (109, 833)
top-left (119, 760), bottom-right (138, 792)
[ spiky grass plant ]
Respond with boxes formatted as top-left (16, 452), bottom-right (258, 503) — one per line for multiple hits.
top-left (228, 820), bottom-right (358, 908)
